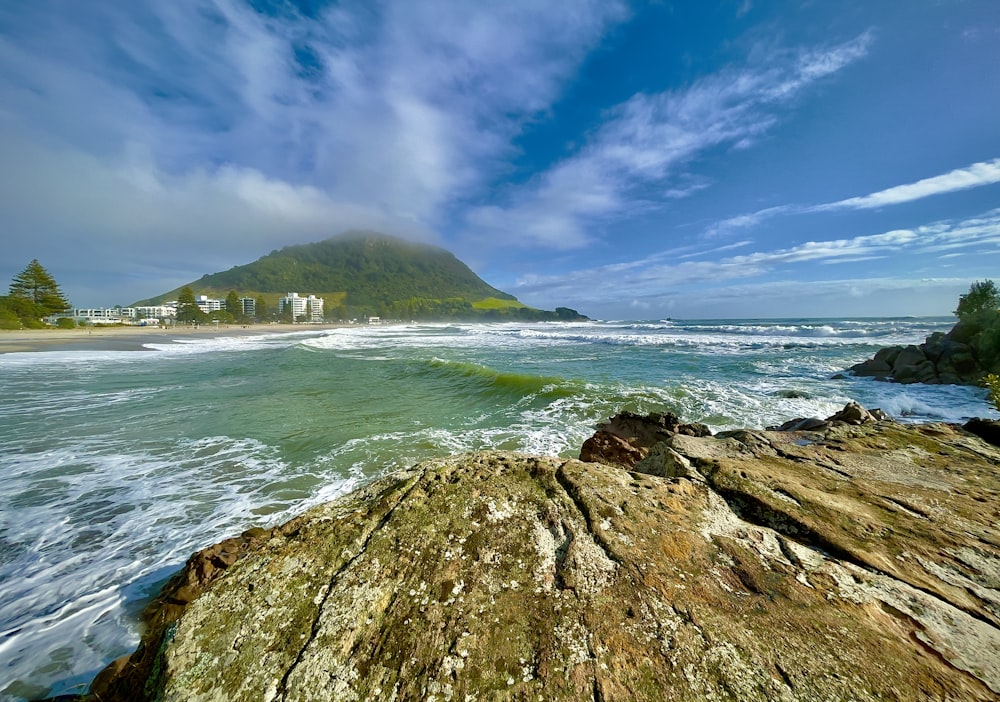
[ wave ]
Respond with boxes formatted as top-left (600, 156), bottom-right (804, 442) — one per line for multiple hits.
top-left (421, 357), bottom-right (582, 401)
top-left (0, 434), bottom-right (361, 698)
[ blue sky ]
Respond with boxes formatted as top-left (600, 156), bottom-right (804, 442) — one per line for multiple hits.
top-left (1, 0), bottom-right (998, 318)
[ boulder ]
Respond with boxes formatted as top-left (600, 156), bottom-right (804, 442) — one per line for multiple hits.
top-left (964, 418), bottom-right (1000, 448)
top-left (579, 411), bottom-right (709, 466)
top-left (922, 331), bottom-right (948, 362)
top-left (72, 414), bottom-right (1000, 702)
top-left (947, 319), bottom-right (983, 345)
top-left (894, 359), bottom-right (939, 384)
top-left (827, 401), bottom-right (876, 425)
top-left (849, 321), bottom-right (993, 387)
top-left (769, 402), bottom-right (889, 431)
top-left (768, 416), bottom-right (828, 432)
top-left (849, 345), bottom-right (903, 378)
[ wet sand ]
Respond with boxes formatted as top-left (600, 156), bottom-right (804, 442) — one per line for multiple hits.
top-left (0, 324), bottom-right (346, 353)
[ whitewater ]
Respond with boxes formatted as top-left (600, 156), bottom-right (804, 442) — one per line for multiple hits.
top-left (0, 317), bottom-right (995, 699)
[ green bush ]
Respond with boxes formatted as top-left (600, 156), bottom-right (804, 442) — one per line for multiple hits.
top-left (56, 317), bottom-right (77, 329)
top-left (983, 374), bottom-right (1000, 412)
top-left (955, 280), bottom-right (999, 323)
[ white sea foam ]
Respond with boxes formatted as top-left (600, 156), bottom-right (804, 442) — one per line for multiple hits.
top-left (0, 436), bottom-right (360, 698)
top-left (0, 315), bottom-right (990, 699)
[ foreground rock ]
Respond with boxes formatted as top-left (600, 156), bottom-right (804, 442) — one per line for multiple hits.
top-left (72, 410), bottom-right (1000, 701)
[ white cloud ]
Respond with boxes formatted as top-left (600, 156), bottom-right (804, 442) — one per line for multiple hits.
top-left (513, 209), bottom-right (1000, 312)
top-left (0, 0), bottom-right (628, 222)
top-left (0, 119), bottom-right (436, 303)
top-left (701, 156), bottom-right (1000, 238)
top-left (818, 157), bottom-right (1000, 210)
top-left (465, 32), bottom-right (872, 249)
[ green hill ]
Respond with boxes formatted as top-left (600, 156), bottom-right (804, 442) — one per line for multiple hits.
top-left (136, 231), bottom-right (586, 322)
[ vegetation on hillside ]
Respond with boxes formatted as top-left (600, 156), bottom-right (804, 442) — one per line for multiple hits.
top-left (136, 231), bottom-right (586, 322)
top-left (0, 260), bottom-right (71, 329)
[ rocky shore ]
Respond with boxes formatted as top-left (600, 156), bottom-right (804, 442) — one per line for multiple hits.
top-left (849, 319), bottom-right (992, 385)
top-left (58, 406), bottom-right (1000, 701)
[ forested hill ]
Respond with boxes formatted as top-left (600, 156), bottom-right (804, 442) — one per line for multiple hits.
top-left (136, 231), bottom-right (586, 321)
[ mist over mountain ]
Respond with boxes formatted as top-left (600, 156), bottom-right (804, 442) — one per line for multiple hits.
top-left (136, 231), bottom-right (584, 321)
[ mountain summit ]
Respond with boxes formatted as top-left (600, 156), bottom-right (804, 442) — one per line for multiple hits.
top-left (137, 231), bottom-right (584, 321)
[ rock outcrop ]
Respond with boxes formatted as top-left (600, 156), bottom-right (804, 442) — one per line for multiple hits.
top-left (65, 407), bottom-right (1000, 701)
top-left (850, 321), bottom-right (988, 385)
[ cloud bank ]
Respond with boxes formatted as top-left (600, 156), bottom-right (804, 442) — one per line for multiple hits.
top-left (0, 0), bottom-right (628, 300)
top-left (514, 208), bottom-right (1000, 315)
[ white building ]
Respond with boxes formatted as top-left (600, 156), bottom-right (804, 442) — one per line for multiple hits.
top-left (135, 305), bottom-right (176, 321)
top-left (278, 292), bottom-right (324, 323)
top-left (195, 295), bottom-right (223, 314)
top-left (73, 307), bottom-right (123, 324)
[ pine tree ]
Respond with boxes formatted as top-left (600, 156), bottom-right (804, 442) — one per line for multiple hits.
top-left (254, 296), bottom-right (269, 321)
top-left (225, 290), bottom-right (242, 320)
top-left (8, 259), bottom-right (71, 318)
top-left (176, 286), bottom-right (205, 323)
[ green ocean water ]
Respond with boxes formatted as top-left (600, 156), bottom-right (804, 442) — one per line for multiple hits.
top-left (0, 318), bottom-right (993, 699)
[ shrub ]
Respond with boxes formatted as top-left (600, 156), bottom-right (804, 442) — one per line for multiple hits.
top-left (955, 280), bottom-right (999, 323)
top-left (983, 374), bottom-right (1000, 412)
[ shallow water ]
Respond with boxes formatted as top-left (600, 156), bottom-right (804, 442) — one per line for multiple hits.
top-left (0, 317), bottom-right (993, 698)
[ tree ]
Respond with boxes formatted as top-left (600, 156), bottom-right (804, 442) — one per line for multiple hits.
top-left (955, 280), bottom-right (999, 322)
top-left (0, 297), bottom-right (21, 329)
top-left (255, 296), bottom-right (269, 321)
top-left (225, 290), bottom-right (242, 321)
top-left (176, 286), bottom-right (205, 323)
top-left (8, 259), bottom-right (70, 318)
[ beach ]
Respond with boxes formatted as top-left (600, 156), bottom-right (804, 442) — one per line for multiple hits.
top-left (0, 323), bottom-right (346, 354)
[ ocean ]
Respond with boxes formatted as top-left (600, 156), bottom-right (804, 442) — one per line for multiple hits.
top-left (0, 317), bottom-right (994, 699)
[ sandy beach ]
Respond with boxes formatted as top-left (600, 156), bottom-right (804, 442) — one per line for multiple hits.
top-left (0, 323), bottom-right (346, 353)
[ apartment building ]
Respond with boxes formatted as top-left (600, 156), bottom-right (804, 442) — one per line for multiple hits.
top-left (278, 292), bottom-right (325, 323)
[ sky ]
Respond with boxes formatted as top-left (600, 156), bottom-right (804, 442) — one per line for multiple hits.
top-left (1, 0), bottom-right (998, 319)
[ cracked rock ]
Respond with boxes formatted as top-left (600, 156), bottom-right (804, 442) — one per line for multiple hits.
top-left (72, 412), bottom-right (1000, 702)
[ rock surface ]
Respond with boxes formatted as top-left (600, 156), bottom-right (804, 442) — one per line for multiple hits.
top-left (849, 321), bottom-right (990, 385)
top-left (69, 409), bottom-right (1000, 701)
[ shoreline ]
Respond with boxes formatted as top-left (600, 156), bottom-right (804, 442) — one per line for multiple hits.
top-left (0, 323), bottom-right (349, 354)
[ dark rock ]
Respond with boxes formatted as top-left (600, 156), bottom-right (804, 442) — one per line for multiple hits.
top-left (578, 430), bottom-right (645, 467)
top-left (947, 319), bottom-right (983, 344)
top-left (769, 417), bottom-right (829, 432)
top-left (922, 331), bottom-right (948, 362)
top-left (579, 411), bottom-right (683, 467)
top-left (964, 418), bottom-right (1000, 448)
top-left (849, 319), bottom-right (996, 388)
top-left (774, 389), bottom-right (811, 399)
top-left (827, 401), bottom-right (875, 425)
top-left (850, 345), bottom-right (907, 378)
top-left (894, 344), bottom-right (928, 369)
top-left (676, 421), bottom-right (712, 437)
top-left (868, 408), bottom-right (891, 422)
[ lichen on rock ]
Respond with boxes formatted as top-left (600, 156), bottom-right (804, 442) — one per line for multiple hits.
top-left (68, 405), bottom-right (1000, 701)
